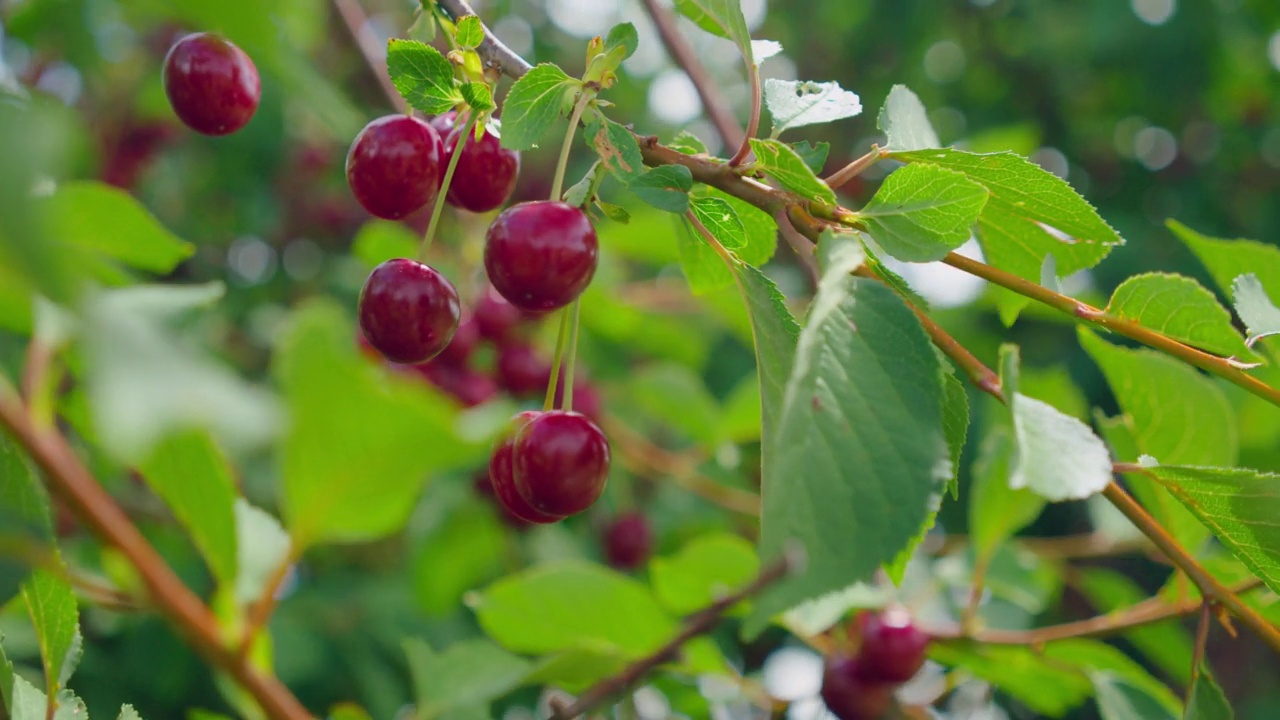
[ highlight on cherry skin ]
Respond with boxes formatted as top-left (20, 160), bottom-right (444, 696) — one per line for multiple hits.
top-left (357, 258), bottom-right (460, 365)
top-left (513, 410), bottom-right (611, 517)
top-left (162, 32), bottom-right (260, 136)
top-left (346, 114), bottom-right (445, 220)
top-left (484, 200), bottom-right (599, 312)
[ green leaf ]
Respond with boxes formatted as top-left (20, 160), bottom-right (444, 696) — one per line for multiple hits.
top-left (1185, 669), bottom-right (1233, 720)
top-left (940, 370), bottom-right (969, 498)
top-left (522, 646), bottom-right (628, 692)
top-left (0, 431), bottom-right (51, 604)
top-left (630, 362), bottom-right (723, 446)
top-left (276, 301), bottom-right (481, 547)
top-left (22, 569), bottom-right (81, 694)
top-left (6, 674), bottom-right (51, 720)
top-left (1000, 345), bottom-right (1112, 501)
top-left (459, 82), bottom-right (495, 113)
top-left (387, 39), bottom-right (463, 115)
top-left (453, 16), bottom-right (484, 49)
top-left (412, 495), bottom-right (506, 616)
top-left (763, 79), bottom-right (862, 136)
top-left (732, 263), bottom-right (800, 453)
top-left (1080, 328), bottom-right (1236, 550)
top-left (1092, 673), bottom-right (1180, 720)
top-left (750, 240), bottom-right (949, 633)
top-left (1144, 465), bottom-right (1280, 595)
top-left (41, 181), bottom-right (193, 274)
top-left (1169, 220), bottom-right (1280, 303)
top-left (672, 0), bottom-right (753, 62)
top-left (628, 165), bottom-right (693, 213)
top-left (1105, 273), bottom-right (1254, 359)
top-left (650, 534), bottom-right (759, 615)
top-left (1075, 568), bottom-right (1194, 684)
top-left (668, 130), bottom-right (708, 155)
top-left (748, 138), bottom-right (837, 205)
top-left (858, 164), bottom-right (988, 262)
top-left (877, 85), bottom-right (940, 152)
top-left (404, 638), bottom-right (532, 720)
top-left (894, 148), bottom-right (1121, 323)
top-left (137, 430), bottom-right (239, 586)
top-left (791, 140), bottom-right (831, 175)
top-left (1050, 641), bottom-right (1182, 717)
top-left (602, 22), bottom-right (639, 61)
top-left (1232, 273), bottom-right (1280, 347)
top-left (705, 188), bottom-right (777, 266)
top-left (674, 216), bottom-right (734, 294)
top-left (117, 705), bottom-right (144, 720)
top-left (689, 196), bottom-right (746, 251)
top-left (929, 643), bottom-right (1092, 716)
top-left (860, 243), bottom-right (931, 311)
top-left (351, 220), bottom-right (419, 269)
top-left (969, 427), bottom-right (1045, 562)
top-left (473, 561), bottom-right (676, 657)
top-left (586, 117), bottom-right (645, 183)
top-left (498, 64), bottom-right (578, 152)
top-left (233, 500), bottom-right (291, 606)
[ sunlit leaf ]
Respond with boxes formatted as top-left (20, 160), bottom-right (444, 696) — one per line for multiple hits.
top-left (764, 79), bottom-right (862, 136)
top-left (859, 163), bottom-right (988, 262)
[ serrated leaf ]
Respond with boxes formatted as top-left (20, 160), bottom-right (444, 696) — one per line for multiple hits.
top-left (137, 430), bottom-right (238, 586)
top-left (1105, 273), bottom-right (1253, 359)
top-left (454, 16), bottom-right (483, 49)
top-left (706, 188), bottom-right (777, 266)
top-left (750, 239), bottom-right (949, 633)
top-left (22, 569), bottom-right (80, 695)
top-left (387, 39), bottom-right (463, 115)
top-left (751, 39), bottom-right (783, 61)
top-left (689, 196), bottom-right (746, 251)
top-left (41, 181), bottom-right (193, 274)
top-left (672, 0), bottom-right (753, 62)
top-left (1144, 465), bottom-right (1280, 595)
top-left (233, 499), bottom-right (291, 607)
top-left (748, 138), bottom-right (837, 205)
top-left (791, 140), bottom-right (830, 175)
top-left (459, 82), bottom-right (494, 112)
top-left (650, 534), bottom-right (759, 615)
top-left (969, 427), bottom-right (1045, 562)
top-left (940, 370), bottom-right (969, 498)
top-left (668, 130), bottom-right (708, 155)
top-left (117, 705), bottom-right (144, 720)
top-left (628, 165), bottom-right (692, 213)
top-left (674, 217), bottom-right (734, 294)
top-left (499, 64), bottom-right (578, 151)
top-left (732, 262), bottom-right (800, 452)
top-left (764, 79), bottom-right (862, 136)
top-left (277, 301), bottom-right (481, 547)
top-left (858, 164), bottom-right (988, 262)
top-left (405, 638), bottom-right (532, 719)
top-left (603, 23), bottom-right (638, 61)
top-left (1232, 273), bottom-right (1280, 347)
top-left (586, 117), bottom-right (644, 182)
top-left (1185, 669), bottom-right (1232, 720)
top-left (1169, 220), bottom-right (1280, 304)
top-left (877, 85), bottom-right (940, 152)
top-left (1000, 345), bottom-right (1112, 501)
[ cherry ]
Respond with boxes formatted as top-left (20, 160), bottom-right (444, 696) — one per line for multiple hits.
top-left (820, 654), bottom-right (894, 720)
top-left (444, 125), bottom-right (520, 213)
top-left (602, 512), bottom-right (653, 570)
top-left (346, 115), bottom-right (445, 220)
top-left (489, 412), bottom-right (564, 524)
top-left (473, 286), bottom-right (528, 343)
top-left (484, 201), bottom-right (599, 312)
top-left (435, 317), bottom-right (480, 367)
top-left (357, 258), bottom-right (460, 364)
top-left (496, 344), bottom-right (552, 397)
top-left (163, 33), bottom-right (259, 136)
top-left (857, 607), bottom-right (929, 684)
top-left (513, 410), bottom-right (610, 517)
top-left (429, 111), bottom-right (458, 137)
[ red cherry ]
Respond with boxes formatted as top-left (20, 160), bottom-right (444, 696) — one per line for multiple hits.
top-left (602, 512), bottom-right (653, 570)
top-left (496, 344), bottom-right (552, 397)
top-left (473, 286), bottom-right (528, 343)
top-left (489, 412), bottom-right (563, 524)
top-left (357, 258), bottom-right (460, 364)
top-left (857, 607), bottom-right (929, 684)
top-left (163, 33), bottom-right (260, 136)
top-left (435, 317), bottom-right (480, 367)
top-left (415, 363), bottom-right (497, 407)
top-left (444, 125), bottom-right (520, 213)
top-left (484, 201), bottom-right (598, 312)
top-left (820, 654), bottom-right (895, 720)
top-left (346, 115), bottom-right (445, 220)
top-left (429, 111), bottom-right (457, 137)
top-left (513, 410), bottom-right (610, 517)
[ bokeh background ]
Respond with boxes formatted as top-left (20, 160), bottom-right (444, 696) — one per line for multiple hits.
top-left (1, 0), bottom-right (1278, 718)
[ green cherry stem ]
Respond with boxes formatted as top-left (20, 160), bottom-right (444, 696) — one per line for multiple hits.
top-left (543, 307), bottom-right (572, 412)
top-left (550, 88), bottom-right (595, 202)
top-left (561, 298), bottom-right (583, 412)
top-left (418, 113), bottom-right (478, 262)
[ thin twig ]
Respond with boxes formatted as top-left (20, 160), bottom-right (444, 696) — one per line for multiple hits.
top-left (435, 0), bottom-right (531, 78)
top-left (331, 0), bottom-right (404, 113)
top-left (1187, 600), bottom-right (1212, 705)
top-left (637, 0), bottom-right (742, 149)
top-left (727, 66), bottom-right (760, 167)
top-left (932, 532), bottom-right (1149, 560)
top-left (548, 555), bottom-right (795, 719)
top-left (823, 145), bottom-right (886, 189)
top-left (238, 545), bottom-right (298, 658)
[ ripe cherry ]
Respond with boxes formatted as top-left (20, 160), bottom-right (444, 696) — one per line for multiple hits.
top-left (513, 410), bottom-right (610, 517)
top-left (820, 654), bottom-right (894, 720)
top-left (496, 344), bottom-right (552, 397)
top-left (429, 110), bottom-right (457, 137)
top-left (484, 201), bottom-right (599, 312)
top-left (489, 412), bottom-right (563, 524)
top-left (444, 125), bottom-right (520, 214)
top-left (602, 512), bottom-right (653, 570)
top-left (857, 607), bottom-right (929, 684)
top-left (346, 115), bottom-right (444, 220)
top-left (473, 286), bottom-right (528, 343)
top-left (357, 258), bottom-right (460, 364)
top-left (163, 32), bottom-right (260, 136)
top-left (434, 317), bottom-right (480, 367)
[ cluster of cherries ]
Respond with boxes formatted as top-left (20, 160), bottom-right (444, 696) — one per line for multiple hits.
top-left (821, 607), bottom-right (930, 720)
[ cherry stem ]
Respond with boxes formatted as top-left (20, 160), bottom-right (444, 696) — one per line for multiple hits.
top-left (561, 298), bottom-right (582, 412)
top-left (418, 113), bottom-right (477, 262)
top-left (726, 63), bottom-right (760, 167)
top-left (551, 89), bottom-right (594, 202)
top-left (543, 307), bottom-right (572, 412)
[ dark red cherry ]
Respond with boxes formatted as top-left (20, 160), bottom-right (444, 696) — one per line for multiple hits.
top-left (513, 410), bottom-right (610, 517)
top-left (484, 201), bottom-right (598, 312)
top-left (857, 607), bottom-right (929, 684)
top-left (429, 111), bottom-right (457, 137)
top-left (496, 344), bottom-right (552, 397)
top-left (553, 376), bottom-right (604, 424)
top-left (473, 286), bottom-right (527, 343)
top-left (163, 33), bottom-right (259, 136)
top-left (489, 412), bottom-right (563, 524)
top-left (444, 125), bottom-right (520, 213)
top-left (346, 115), bottom-right (445, 220)
top-left (357, 258), bottom-right (460, 364)
top-left (820, 654), bottom-right (894, 720)
top-left (602, 512), bottom-right (653, 570)
top-left (435, 317), bottom-right (480, 367)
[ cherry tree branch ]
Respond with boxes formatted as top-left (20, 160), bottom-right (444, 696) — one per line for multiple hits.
top-left (0, 389), bottom-right (313, 720)
top-left (638, 0), bottom-right (743, 149)
top-left (548, 554), bottom-right (796, 719)
top-left (331, 0), bottom-right (404, 113)
top-left (434, 0), bottom-right (532, 78)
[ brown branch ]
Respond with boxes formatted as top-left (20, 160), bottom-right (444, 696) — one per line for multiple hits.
top-left (823, 145), bottom-right (886, 189)
top-left (726, 66), bottom-right (760, 167)
top-left (932, 532), bottom-right (1149, 560)
top-left (1102, 480), bottom-right (1280, 654)
top-left (0, 391), bottom-right (313, 720)
top-left (331, 0), bottom-right (404, 113)
top-left (238, 544), bottom-right (298, 658)
top-left (1187, 600), bottom-right (1212, 705)
top-left (435, 0), bottom-right (532, 78)
top-left (548, 555), bottom-right (795, 719)
top-left (638, 0), bottom-right (742, 149)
